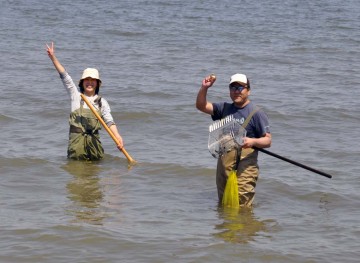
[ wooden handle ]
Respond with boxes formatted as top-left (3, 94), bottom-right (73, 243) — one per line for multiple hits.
top-left (80, 93), bottom-right (136, 165)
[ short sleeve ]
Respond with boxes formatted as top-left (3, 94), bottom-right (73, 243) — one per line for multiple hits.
top-left (253, 110), bottom-right (270, 137)
top-left (211, 102), bottom-right (226, 121)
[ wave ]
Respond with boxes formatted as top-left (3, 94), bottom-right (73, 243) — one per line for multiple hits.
top-left (0, 114), bottom-right (17, 122)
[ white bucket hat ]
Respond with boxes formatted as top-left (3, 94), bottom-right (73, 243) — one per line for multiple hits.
top-left (79, 68), bottom-right (102, 87)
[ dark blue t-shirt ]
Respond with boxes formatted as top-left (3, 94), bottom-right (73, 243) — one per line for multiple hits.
top-left (211, 101), bottom-right (270, 138)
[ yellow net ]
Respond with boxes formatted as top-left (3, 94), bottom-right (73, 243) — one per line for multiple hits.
top-left (222, 170), bottom-right (239, 208)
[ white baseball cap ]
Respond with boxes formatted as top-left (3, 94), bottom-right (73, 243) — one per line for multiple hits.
top-left (229, 73), bottom-right (248, 86)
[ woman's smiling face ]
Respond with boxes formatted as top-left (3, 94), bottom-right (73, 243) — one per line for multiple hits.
top-left (83, 77), bottom-right (98, 96)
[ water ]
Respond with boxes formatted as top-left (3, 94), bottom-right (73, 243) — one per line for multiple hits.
top-left (1, 0), bottom-right (360, 262)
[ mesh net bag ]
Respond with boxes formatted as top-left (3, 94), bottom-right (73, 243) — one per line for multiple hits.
top-left (222, 170), bottom-right (240, 208)
top-left (208, 115), bottom-right (247, 158)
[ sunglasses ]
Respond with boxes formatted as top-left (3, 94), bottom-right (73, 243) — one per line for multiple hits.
top-left (229, 85), bottom-right (247, 92)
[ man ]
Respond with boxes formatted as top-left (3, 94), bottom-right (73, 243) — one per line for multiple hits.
top-left (196, 73), bottom-right (271, 207)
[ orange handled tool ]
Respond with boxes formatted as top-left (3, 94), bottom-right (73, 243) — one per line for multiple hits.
top-left (80, 93), bottom-right (136, 166)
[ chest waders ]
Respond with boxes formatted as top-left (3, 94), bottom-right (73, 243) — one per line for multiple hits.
top-left (67, 98), bottom-right (104, 161)
top-left (216, 107), bottom-right (260, 207)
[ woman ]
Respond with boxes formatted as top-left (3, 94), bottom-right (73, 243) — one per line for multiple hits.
top-left (46, 42), bottom-right (124, 161)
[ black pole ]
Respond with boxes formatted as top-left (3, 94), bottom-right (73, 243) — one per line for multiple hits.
top-left (255, 147), bottom-right (332, 179)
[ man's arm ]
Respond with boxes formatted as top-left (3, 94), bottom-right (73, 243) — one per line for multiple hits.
top-left (243, 133), bottom-right (272, 149)
top-left (196, 75), bottom-right (216, 115)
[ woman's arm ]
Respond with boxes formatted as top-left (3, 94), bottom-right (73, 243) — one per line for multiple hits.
top-left (100, 98), bottom-right (124, 150)
top-left (109, 124), bottom-right (124, 150)
top-left (46, 42), bottom-right (65, 74)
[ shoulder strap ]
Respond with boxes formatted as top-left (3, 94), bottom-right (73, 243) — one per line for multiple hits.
top-left (241, 106), bottom-right (260, 129)
top-left (94, 96), bottom-right (102, 108)
top-left (223, 103), bottom-right (260, 129)
top-left (233, 106), bottom-right (260, 169)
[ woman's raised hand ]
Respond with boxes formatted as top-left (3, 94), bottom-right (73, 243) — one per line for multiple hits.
top-left (45, 42), bottom-right (65, 74)
top-left (46, 42), bottom-right (55, 58)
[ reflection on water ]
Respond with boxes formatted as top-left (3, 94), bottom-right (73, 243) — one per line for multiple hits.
top-left (214, 207), bottom-right (269, 244)
top-left (62, 161), bottom-right (106, 225)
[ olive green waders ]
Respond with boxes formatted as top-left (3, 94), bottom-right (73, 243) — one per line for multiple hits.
top-left (67, 101), bottom-right (104, 161)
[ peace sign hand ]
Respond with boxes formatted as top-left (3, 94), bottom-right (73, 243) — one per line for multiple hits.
top-left (46, 42), bottom-right (55, 58)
